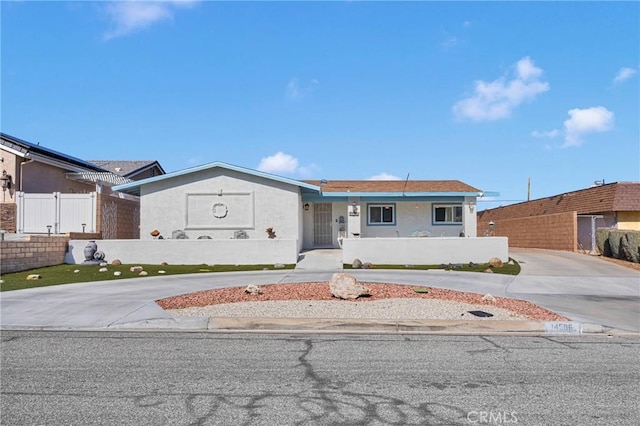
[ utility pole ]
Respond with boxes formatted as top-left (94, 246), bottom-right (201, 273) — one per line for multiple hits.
top-left (527, 177), bottom-right (531, 201)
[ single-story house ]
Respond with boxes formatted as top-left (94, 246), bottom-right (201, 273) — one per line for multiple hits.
top-left (477, 181), bottom-right (640, 252)
top-left (98, 161), bottom-right (508, 266)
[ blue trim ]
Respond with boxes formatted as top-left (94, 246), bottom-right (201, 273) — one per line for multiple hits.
top-left (320, 191), bottom-right (481, 197)
top-left (113, 161), bottom-right (322, 195)
top-left (367, 202), bottom-right (397, 226)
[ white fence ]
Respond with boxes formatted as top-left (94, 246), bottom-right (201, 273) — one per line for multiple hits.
top-left (17, 192), bottom-right (97, 234)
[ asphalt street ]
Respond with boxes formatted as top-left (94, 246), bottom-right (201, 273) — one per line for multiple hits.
top-left (1, 331), bottom-right (638, 425)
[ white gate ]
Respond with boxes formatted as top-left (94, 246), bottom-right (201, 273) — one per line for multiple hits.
top-left (17, 192), bottom-right (96, 234)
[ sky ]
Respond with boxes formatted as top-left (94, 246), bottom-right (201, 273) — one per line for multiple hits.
top-left (1, 0), bottom-right (638, 210)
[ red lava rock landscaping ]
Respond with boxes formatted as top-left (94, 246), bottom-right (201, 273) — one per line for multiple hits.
top-left (156, 282), bottom-right (569, 321)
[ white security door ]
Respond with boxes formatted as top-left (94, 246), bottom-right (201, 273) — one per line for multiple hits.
top-left (313, 203), bottom-right (333, 246)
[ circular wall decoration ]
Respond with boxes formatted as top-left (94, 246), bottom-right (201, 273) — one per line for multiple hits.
top-left (212, 202), bottom-right (228, 219)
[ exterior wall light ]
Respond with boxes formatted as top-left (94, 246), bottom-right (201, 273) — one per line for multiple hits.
top-left (1, 170), bottom-right (12, 192)
top-left (303, 203), bottom-right (310, 211)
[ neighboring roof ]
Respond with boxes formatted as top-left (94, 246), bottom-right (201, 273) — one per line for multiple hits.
top-left (112, 161), bottom-right (321, 196)
top-left (65, 172), bottom-right (134, 186)
top-left (88, 160), bottom-right (165, 178)
top-left (478, 182), bottom-right (640, 220)
top-left (1, 132), bottom-right (105, 173)
top-left (303, 179), bottom-right (483, 197)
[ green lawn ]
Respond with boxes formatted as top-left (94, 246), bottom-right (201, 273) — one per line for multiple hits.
top-left (1, 259), bottom-right (520, 292)
top-left (344, 260), bottom-right (521, 275)
top-left (0, 263), bottom-right (295, 292)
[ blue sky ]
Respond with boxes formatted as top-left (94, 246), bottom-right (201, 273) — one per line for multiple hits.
top-left (2, 1), bottom-right (638, 210)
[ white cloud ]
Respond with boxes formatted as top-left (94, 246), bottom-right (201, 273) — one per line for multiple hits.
top-left (257, 152), bottom-right (300, 175)
top-left (531, 129), bottom-right (560, 139)
top-left (562, 106), bottom-right (614, 147)
top-left (453, 56), bottom-right (549, 122)
top-left (368, 173), bottom-right (401, 181)
top-left (103, 0), bottom-right (198, 41)
top-left (286, 78), bottom-right (318, 100)
top-left (613, 67), bottom-right (637, 84)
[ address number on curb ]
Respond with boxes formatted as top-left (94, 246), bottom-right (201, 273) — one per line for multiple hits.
top-left (544, 322), bottom-right (582, 334)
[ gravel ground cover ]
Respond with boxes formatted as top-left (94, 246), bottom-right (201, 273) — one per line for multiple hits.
top-left (158, 282), bottom-right (569, 322)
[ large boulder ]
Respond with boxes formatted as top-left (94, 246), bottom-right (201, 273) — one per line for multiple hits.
top-left (488, 257), bottom-right (503, 268)
top-left (352, 258), bottom-right (363, 269)
top-left (329, 273), bottom-right (370, 300)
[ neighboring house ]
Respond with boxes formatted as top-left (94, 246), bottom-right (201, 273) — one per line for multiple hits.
top-left (88, 160), bottom-right (165, 181)
top-left (107, 161), bottom-right (507, 265)
top-left (0, 133), bottom-right (164, 238)
top-left (477, 182), bottom-right (640, 252)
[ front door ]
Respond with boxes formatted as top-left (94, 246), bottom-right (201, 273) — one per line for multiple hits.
top-left (313, 203), bottom-right (333, 246)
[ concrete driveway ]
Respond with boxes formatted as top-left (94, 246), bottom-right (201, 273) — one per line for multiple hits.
top-left (506, 248), bottom-right (639, 332)
top-left (1, 249), bottom-right (638, 332)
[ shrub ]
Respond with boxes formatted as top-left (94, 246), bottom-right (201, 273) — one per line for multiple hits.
top-left (595, 229), bottom-right (610, 256)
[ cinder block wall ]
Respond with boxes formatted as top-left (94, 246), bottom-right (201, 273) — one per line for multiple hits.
top-left (1, 203), bottom-right (17, 233)
top-left (97, 187), bottom-right (140, 239)
top-left (0, 235), bottom-right (69, 274)
top-left (477, 211), bottom-right (577, 251)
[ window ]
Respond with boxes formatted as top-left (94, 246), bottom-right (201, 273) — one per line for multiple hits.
top-left (433, 205), bottom-right (462, 224)
top-left (368, 204), bottom-right (395, 225)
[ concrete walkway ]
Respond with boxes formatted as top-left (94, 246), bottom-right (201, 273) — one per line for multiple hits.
top-left (1, 249), bottom-right (638, 333)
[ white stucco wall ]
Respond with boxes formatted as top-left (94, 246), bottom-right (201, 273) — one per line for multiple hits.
top-left (342, 237), bottom-right (509, 265)
top-left (67, 239), bottom-right (299, 265)
top-left (139, 169), bottom-right (302, 241)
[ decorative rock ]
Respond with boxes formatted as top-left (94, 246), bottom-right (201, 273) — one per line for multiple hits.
top-left (488, 257), bottom-right (503, 268)
top-left (130, 266), bottom-right (144, 273)
top-left (99, 267), bottom-right (108, 272)
top-left (26, 274), bottom-right (42, 280)
top-left (158, 270), bottom-right (166, 274)
top-left (99, 262), bottom-right (108, 267)
top-left (329, 273), bottom-right (370, 300)
top-left (274, 263), bottom-right (285, 269)
top-left (150, 229), bottom-right (160, 237)
top-left (139, 271), bottom-right (148, 276)
top-left (352, 258), bottom-right (362, 269)
top-left (197, 235), bottom-right (212, 239)
top-left (507, 260), bottom-right (515, 265)
top-left (161, 262), bottom-right (168, 266)
top-left (484, 268), bottom-right (494, 273)
top-left (114, 271), bottom-right (122, 276)
top-left (74, 269), bottom-right (80, 273)
top-left (245, 284), bottom-right (263, 295)
top-left (481, 293), bottom-right (497, 303)
top-left (362, 262), bottom-right (374, 269)
top-left (112, 259), bottom-right (122, 265)
top-left (172, 230), bottom-right (189, 239)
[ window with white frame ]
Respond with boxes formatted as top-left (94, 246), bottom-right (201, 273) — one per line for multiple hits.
top-left (433, 205), bottom-right (462, 224)
top-left (368, 204), bottom-right (395, 225)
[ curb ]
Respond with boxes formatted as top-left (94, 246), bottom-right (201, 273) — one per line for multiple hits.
top-left (101, 317), bottom-right (637, 335)
top-left (4, 318), bottom-right (637, 336)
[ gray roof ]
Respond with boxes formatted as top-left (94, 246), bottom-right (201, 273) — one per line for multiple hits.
top-left (88, 160), bottom-right (165, 177)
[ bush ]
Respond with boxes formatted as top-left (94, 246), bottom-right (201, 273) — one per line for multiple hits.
top-left (621, 233), bottom-right (639, 263)
top-left (596, 229), bottom-right (640, 263)
top-left (608, 230), bottom-right (624, 259)
top-left (596, 229), bottom-right (610, 256)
